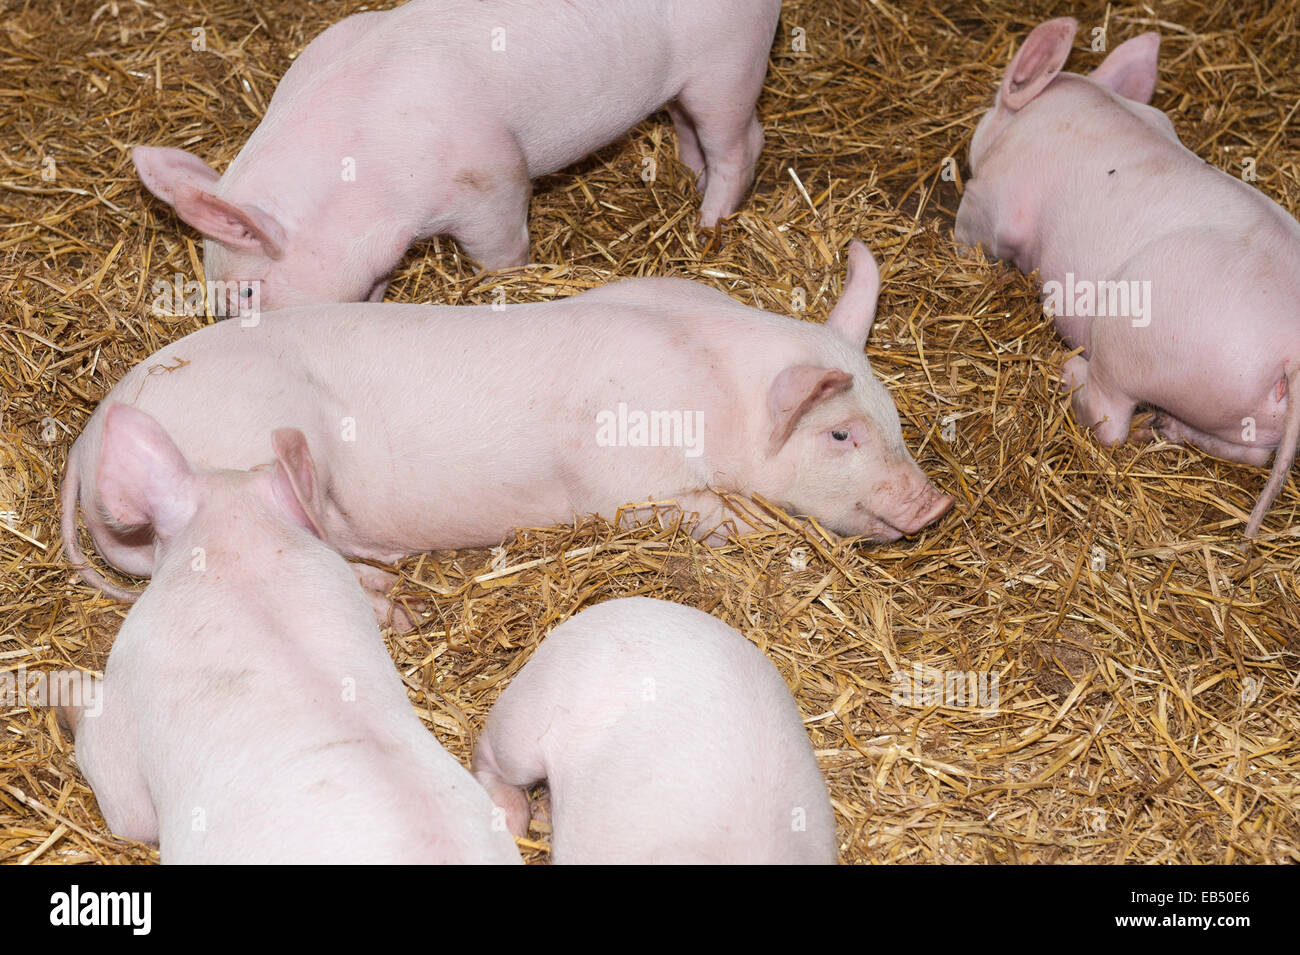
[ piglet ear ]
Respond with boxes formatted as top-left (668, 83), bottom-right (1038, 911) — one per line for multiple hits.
top-left (270, 429), bottom-right (328, 539)
top-left (132, 145), bottom-right (221, 201)
top-left (824, 241), bottom-right (881, 351)
top-left (1001, 18), bottom-right (1078, 111)
top-left (132, 146), bottom-right (286, 260)
top-left (1089, 32), bottom-right (1160, 104)
top-left (171, 184), bottom-right (286, 260)
top-left (767, 366), bottom-right (855, 452)
top-left (96, 405), bottom-right (197, 538)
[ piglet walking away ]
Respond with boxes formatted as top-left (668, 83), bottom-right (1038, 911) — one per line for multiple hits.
top-left (51, 405), bottom-right (521, 864)
top-left (61, 241), bottom-right (952, 625)
top-left (472, 597), bottom-right (837, 864)
top-left (956, 17), bottom-right (1300, 536)
top-left (131, 0), bottom-right (782, 310)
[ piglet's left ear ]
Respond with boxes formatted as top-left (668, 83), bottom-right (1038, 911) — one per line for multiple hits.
top-left (767, 366), bottom-right (854, 452)
top-left (1001, 18), bottom-right (1077, 111)
top-left (1089, 32), bottom-right (1160, 104)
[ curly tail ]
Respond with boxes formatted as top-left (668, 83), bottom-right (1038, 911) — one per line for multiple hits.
top-left (60, 438), bottom-right (142, 602)
top-left (1246, 362), bottom-right (1300, 537)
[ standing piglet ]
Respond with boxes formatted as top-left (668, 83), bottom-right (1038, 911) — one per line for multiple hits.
top-left (132, 0), bottom-right (782, 309)
top-left (472, 597), bottom-right (837, 864)
top-left (956, 17), bottom-right (1300, 536)
top-left (52, 405), bottom-right (521, 864)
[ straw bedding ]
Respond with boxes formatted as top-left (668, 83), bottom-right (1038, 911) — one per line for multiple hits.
top-left (1, 0), bottom-right (1297, 864)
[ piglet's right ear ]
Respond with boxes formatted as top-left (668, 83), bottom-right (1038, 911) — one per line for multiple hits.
top-left (1089, 32), bottom-right (1160, 104)
top-left (270, 429), bottom-right (328, 540)
top-left (171, 184), bottom-right (287, 260)
top-left (96, 405), bottom-right (197, 538)
top-left (1001, 17), bottom-right (1078, 111)
top-left (824, 241), bottom-right (881, 352)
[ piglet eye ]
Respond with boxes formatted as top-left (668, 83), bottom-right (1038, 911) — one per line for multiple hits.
top-left (241, 287), bottom-right (254, 298)
top-left (832, 429), bottom-right (850, 441)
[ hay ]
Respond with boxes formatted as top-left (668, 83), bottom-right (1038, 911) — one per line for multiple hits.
top-left (2, 0), bottom-right (1298, 865)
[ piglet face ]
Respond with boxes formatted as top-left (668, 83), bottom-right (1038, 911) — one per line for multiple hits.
top-left (204, 233), bottom-right (391, 312)
top-left (765, 241), bottom-right (952, 540)
top-left (202, 238), bottom-right (369, 314)
top-left (771, 378), bottom-right (952, 541)
top-left (133, 145), bottom-right (387, 313)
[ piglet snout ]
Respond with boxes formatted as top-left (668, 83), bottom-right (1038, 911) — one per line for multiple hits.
top-left (885, 481), bottom-right (954, 537)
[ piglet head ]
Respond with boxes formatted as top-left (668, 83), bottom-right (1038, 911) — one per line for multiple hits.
top-left (969, 18), bottom-right (1079, 174)
top-left (969, 19), bottom-right (1166, 174)
top-left (765, 242), bottom-right (953, 541)
top-left (95, 404), bottom-right (328, 559)
top-left (131, 146), bottom-right (390, 312)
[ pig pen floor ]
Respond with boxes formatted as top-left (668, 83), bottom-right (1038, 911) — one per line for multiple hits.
top-left (1, 0), bottom-right (1298, 865)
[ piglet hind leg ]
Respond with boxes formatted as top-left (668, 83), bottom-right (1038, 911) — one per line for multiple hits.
top-left (1144, 413), bottom-right (1274, 466)
top-left (470, 733), bottom-right (534, 840)
top-left (676, 87), bottom-right (766, 227)
top-left (665, 101), bottom-right (707, 191)
top-left (52, 674), bottom-right (159, 845)
top-left (1136, 386), bottom-right (1298, 538)
top-left (1060, 355), bottom-right (1137, 446)
top-left (445, 129), bottom-right (532, 271)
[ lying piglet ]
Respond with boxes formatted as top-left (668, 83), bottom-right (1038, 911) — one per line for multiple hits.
top-left (132, 0), bottom-right (782, 310)
top-left (956, 17), bottom-right (1300, 536)
top-left (52, 405), bottom-right (521, 864)
top-left (62, 241), bottom-right (952, 621)
top-left (472, 597), bottom-right (837, 863)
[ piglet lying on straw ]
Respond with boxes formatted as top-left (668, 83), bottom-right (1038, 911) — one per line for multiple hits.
top-left (53, 406), bottom-right (521, 864)
top-left (472, 597), bottom-right (837, 864)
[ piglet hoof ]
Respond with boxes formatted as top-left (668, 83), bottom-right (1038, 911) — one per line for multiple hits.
top-left (1128, 411), bottom-right (1157, 443)
top-left (370, 593), bottom-right (418, 634)
top-left (698, 225), bottom-right (724, 258)
top-left (1058, 355), bottom-right (1089, 396)
top-left (1147, 414), bottom-right (1188, 448)
top-left (352, 562), bottom-right (421, 633)
top-left (531, 786), bottom-right (553, 829)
